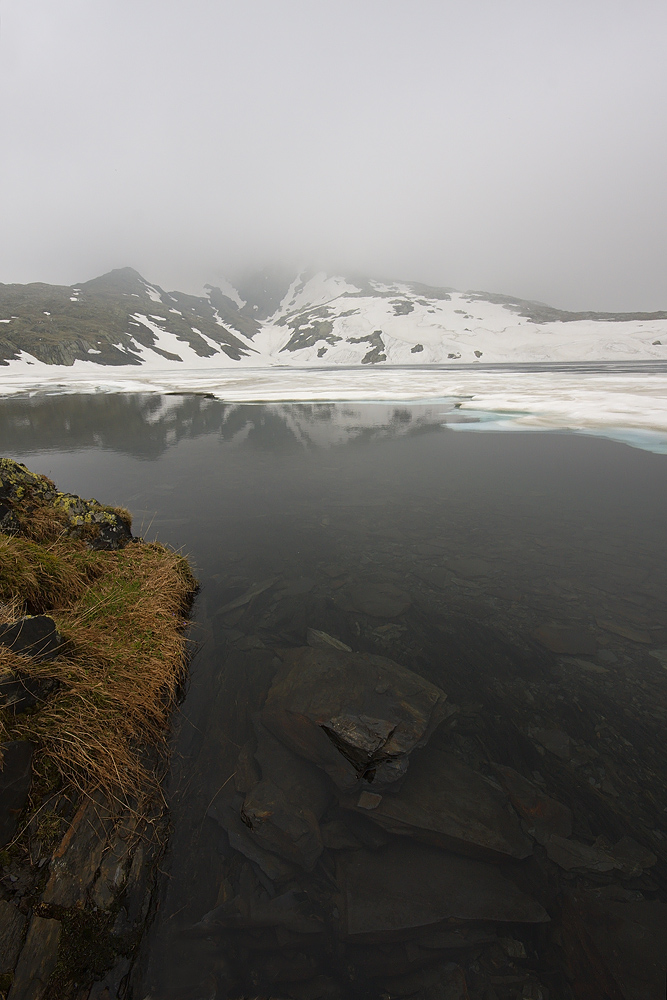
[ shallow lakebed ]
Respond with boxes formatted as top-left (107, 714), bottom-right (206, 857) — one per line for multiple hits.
top-left (2, 391), bottom-right (666, 1000)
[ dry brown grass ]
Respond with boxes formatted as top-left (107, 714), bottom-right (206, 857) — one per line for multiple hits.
top-left (1, 517), bottom-right (197, 809)
top-left (0, 535), bottom-right (106, 614)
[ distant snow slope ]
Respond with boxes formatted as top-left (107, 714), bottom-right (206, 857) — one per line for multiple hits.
top-left (1, 267), bottom-right (666, 374)
top-left (254, 273), bottom-right (667, 366)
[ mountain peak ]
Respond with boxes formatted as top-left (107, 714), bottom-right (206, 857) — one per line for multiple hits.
top-left (80, 267), bottom-right (151, 296)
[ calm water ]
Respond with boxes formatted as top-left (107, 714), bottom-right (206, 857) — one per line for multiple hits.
top-left (2, 392), bottom-right (666, 1000)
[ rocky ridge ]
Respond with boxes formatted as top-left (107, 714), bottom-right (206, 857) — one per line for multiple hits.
top-left (2, 267), bottom-right (667, 370)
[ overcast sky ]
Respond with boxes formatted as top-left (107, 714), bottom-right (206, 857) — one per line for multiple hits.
top-left (1, 0), bottom-right (666, 310)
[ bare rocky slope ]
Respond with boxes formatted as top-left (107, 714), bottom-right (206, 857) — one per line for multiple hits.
top-left (1, 266), bottom-right (667, 370)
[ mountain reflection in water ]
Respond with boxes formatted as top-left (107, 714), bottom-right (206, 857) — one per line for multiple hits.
top-left (2, 393), bottom-right (666, 1000)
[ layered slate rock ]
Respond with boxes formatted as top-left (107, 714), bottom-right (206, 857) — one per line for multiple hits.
top-left (335, 840), bottom-right (549, 941)
top-left (0, 741), bottom-right (34, 847)
top-left (261, 647), bottom-right (450, 792)
top-left (341, 745), bottom-right (533, 861)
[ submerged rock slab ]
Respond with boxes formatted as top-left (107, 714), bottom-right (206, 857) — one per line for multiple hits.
top-left (533, 624), bottom-right (598, 656)
top-left (492, 763), bottom-right (572, 842)
top-left (335, 840), bottom-right (549, 940)
top-left (235, 720), bottom-right (331, 870)
top-left (261, 647), bottom-right (449, 792)
top-left (334, 578), bottom-right (412, 618)
top-left (341, 746), bottom-right (532, 861)
top-left (562, 895), bottom-right (667, 1000)
top-left (208, 794), bottom-right (296, 883)
top-left (241, 779), bottom-right (324, 871)
top-left (251, 717), bottom-right (331, 817)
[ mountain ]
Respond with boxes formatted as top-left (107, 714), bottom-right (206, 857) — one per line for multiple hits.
top-left (1, 267), bottom-right (666, 370)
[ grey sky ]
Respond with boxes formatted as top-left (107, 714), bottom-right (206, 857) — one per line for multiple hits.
top-left (1, 0), bottom-right (666, 310)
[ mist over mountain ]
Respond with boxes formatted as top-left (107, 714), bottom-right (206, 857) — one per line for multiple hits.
top-left (1, 266), bottom-right (666, 371)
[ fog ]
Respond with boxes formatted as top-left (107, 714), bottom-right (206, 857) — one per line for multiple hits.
top-left (1, 0), bottom-right (666, 311)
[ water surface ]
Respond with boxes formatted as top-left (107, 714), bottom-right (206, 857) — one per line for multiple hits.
top-left (2, 392), bottom-right (666, 1000)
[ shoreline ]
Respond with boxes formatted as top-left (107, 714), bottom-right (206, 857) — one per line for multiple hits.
top-left (0, 459), bottom-right (197, 999)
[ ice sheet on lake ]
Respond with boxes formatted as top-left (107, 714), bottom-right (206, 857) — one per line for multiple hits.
top-left (0, 364), bottom-right (666, 453)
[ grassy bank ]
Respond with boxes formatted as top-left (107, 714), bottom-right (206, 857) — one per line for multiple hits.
top-left (0, 458), bottom-right (197, 809)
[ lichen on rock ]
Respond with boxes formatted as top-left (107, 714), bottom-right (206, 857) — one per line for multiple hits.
top-left (0, 457), bottom-right (132, 549)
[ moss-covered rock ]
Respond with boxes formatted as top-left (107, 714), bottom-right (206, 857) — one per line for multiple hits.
top-left (0, 458), bottom-right (132, 549)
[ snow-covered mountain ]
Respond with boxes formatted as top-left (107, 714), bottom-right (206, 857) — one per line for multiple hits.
top-left (1, 266), bottom-right (666, 372)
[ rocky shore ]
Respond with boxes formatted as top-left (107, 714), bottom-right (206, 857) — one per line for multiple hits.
top-left (0, 459), bottom-right (197, 1000)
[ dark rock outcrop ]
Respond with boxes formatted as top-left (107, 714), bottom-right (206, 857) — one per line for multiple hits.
top-left (0, 741), bottom-right (34, 847)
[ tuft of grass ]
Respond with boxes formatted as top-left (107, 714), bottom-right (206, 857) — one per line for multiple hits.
top-left (0, 535), bottom-right (105, 614)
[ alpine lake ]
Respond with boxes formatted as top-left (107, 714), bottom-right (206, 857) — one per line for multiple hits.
top-left (2, 389), bottom-right (666, 1000)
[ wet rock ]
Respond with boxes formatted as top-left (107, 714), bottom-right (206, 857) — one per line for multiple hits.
top-left (253, 719), bottom-right (330, 814)
top-left (492, 764), bottom-right (572, 842)
top-left (417, 926), bottom-right (498, 950)
top-left (341, 746), bottom-right (533, 861)
top-left (533, 624), bottom-right (598, 656)
top-left (596, 619), bottom-right (652, 644)
top-left (544, 834), bottom-right (656, 875)
top-left (284, 975), bottom-right (343, 1000)
top-left (306, 628), bottom-right (351, 652)
top-left (545, 836), bottom-right (616, 872)
top-left (335, 841), bottom-right (549, 940)
top-left (337, 810), bottom-right (389, 850)
top-left (237, 719), bottom-right (331, 869)
top-left (372, 622), bottom-right (406, 643)
top-left (528, 727), bottom-right (571, 760)
top-left (190, 870), bottom-right (323, 937)
top-left (235, 634), bottom-right (266, 650)
top-left (87, 956), bottom-right (131, 999)
top-left (0, 899), bottom-right (28, 975)
top-left (320, 819), bottom-right (362, 851)
top-left (648, 648), bottom-right (667, 670)
top-left (562, 657), bottom-right (609, 675)
top-left (233, 741), bottom-right (262, 794)
top-left (376, 962), bottom-right (469, 999)
top-left (208, 794), bottom-right (296, 883)
top-left (241, 780), bottom-right (324, 870)
top-left (334, 578), bottom-right (411, 618)
top-left (561, 894), bottom-right (667, 1000)
top-left (261, 646), bottom-right (449, 792)
top-left (0, 616), bottom-right (62, 662)
top-left (216, 577), bottom-right (278, 615)
top-left (413, 565), bottom-right (453, 590)
top-left (499, 936), bottom-right (528, 959)
top-left (607, 836), bottom-right (657, 877)
top-left (42, 794), bottom-right (113, 906)
top-left (90, 831), bottom-right (134, 911)
top-left (445, 556), bottom-right (494, 579)
top-left (322, 563), bottom-right (347, 579)
top-left (7, 914), bottom-right (61, 1000)
top-left (280, 577), bottom-right (316, 597)
top-left (0, 741), bottom-right (34, 847)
